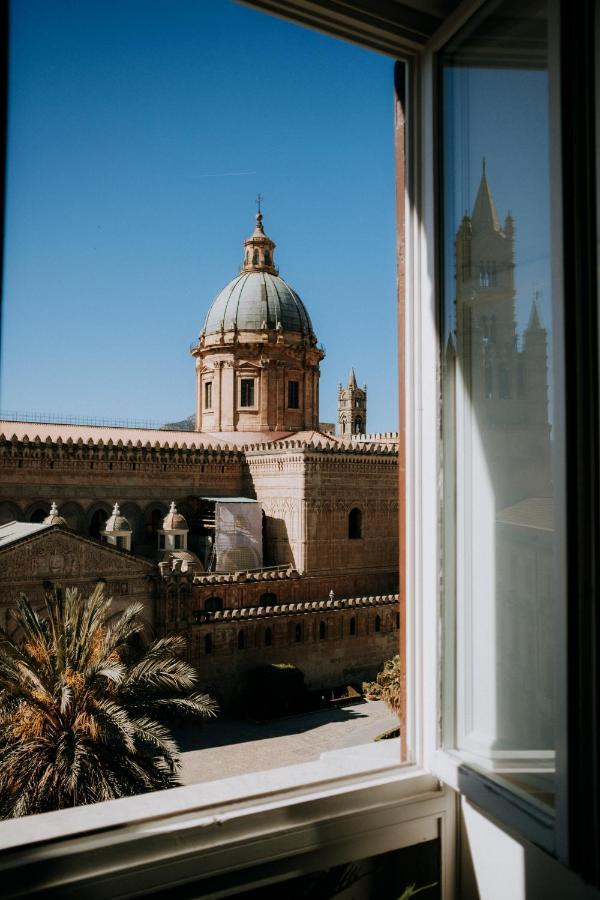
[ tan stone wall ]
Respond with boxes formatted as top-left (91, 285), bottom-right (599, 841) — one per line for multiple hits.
top-left (186, 602), bottom-right (399, 706)
top-left (188, 571), bottom-right (398, 612)
top-left (0, 435), bottom-right (244, 555)
top-left (0, 528), bottom-right (156, 634)
top-left (193, 332), bottom-right (322, 433)
top-left (303, 450), bottom-right (398, 574)
top-left (245, 446), bottom-right (398, 577)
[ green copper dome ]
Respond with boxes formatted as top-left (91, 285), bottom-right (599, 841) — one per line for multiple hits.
top-left (201, 211), bottom-right (316, 340)
top-left (202, 270), bottom-right (314, 337)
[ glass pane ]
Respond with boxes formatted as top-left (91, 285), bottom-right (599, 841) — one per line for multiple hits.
top-left (440, 0), bottom-right (558, 815)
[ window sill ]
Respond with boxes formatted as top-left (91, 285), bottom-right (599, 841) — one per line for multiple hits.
top-left (0, 741), bottom-right (451, 899)
top-left (434, 749), bottom-right (556, 854)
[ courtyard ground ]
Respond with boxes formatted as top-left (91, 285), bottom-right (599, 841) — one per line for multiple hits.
top-left (177, 699), bottom-right (399, 785)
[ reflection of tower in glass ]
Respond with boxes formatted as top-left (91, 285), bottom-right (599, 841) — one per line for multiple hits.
top-left (454, 162), bottom-right (552, 509)
top-left (451, 164), bottom-right (555, 753)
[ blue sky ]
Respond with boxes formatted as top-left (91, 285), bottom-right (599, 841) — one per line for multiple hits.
top-left (1, 0), bottom-right (398, 431)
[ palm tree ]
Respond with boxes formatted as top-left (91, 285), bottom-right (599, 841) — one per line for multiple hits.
top-left (0, 585), bottom-right (218, 818)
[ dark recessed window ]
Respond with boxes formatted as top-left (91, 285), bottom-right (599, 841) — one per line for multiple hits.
top-left (204, 634), bottom-right (212, 655)
top-left (294, 624), bottom-right (302, 643)
top-left (265, 627), bottom-right (272, 647)
top-left (348, 507), bottom-right (362, 539)
top-left (240, 378), bottom-right (255, 407)
top-left (319, 621), bottom-right (326, 640)
top-left (350, 616), bottom-right (356, 636)
top-left (375, 614), bottom-right (381, 633)
top-left (205, 596), bottom-right (223, 612)
top-left (237, 630), bottom-right (246, 650)
top-left (288, 380), bottom-right (299, 409)
top-left (204, 381), bottom-right (212, 409)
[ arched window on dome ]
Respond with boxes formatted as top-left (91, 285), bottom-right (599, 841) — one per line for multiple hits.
top-left (264, 249), bottom-right (271, 266)
top-left (348, 507), bottom-right (362, 539)
top-left (252, 249), bottom-right (259, 265)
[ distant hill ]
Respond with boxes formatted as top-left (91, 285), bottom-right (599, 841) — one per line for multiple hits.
top-left (161, 414), bottom-right (196, 431)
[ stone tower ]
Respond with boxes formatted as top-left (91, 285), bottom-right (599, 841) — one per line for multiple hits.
top-left (453, 162), bottom-right (552, 506)
top-left (338, 368), bottom-right (367, 436)
top-left (191, 209), bottom-right (324, 433)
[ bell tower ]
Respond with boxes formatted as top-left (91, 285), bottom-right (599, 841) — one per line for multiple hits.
top-left (338, 368), bottom-right (367, 436)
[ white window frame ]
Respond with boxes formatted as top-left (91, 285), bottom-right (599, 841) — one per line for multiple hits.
top-left (4, 3), bottom-right (540, 895)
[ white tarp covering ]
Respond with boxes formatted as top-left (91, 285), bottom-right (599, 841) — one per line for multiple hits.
top-left (214, 500), bottom-right (262, 572)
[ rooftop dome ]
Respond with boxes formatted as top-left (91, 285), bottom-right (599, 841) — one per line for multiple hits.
top-left (200, 210), bottom-right (316, 340)
top-left (103, 503), bottom-right (132, 534)
top-left (162, 501), bottom-right (188, 532)
top-left (43, 501), bottom-right (67, 528)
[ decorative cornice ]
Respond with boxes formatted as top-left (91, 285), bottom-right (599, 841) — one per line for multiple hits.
top-left (192, 593), bottom-right (399, 624)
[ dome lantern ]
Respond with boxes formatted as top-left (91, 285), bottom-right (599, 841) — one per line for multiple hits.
top-left (158, 501), bottom-right (188, 553)
top-left (242, 204), bottom-right (278, 275)
top-left (43, 501), bottom-right (68, 529)
top-left (101, 502), bottom-right (132, 552)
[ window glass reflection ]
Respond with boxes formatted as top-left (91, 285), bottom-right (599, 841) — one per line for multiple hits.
top-left (441, 0), bottom-right (558, 814)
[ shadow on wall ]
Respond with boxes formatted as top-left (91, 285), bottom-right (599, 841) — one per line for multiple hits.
top-left (263, 515), bottom-right (293, 568)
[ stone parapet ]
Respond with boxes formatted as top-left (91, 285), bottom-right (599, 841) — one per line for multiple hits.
top-left (193, 592), bottom-right (398, 623)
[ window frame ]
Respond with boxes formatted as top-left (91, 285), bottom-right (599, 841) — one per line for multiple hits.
top-left (239, 375), bottom-right (257, 409)
top-left (287, 378), bottom-right (299, 409)
top-left (0, 2), bottom-right (458, 895)
top-left (204, 379), bottom-right (213, 410)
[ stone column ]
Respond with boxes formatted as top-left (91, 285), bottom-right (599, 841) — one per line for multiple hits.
top-left (214, 362), bottom-right (222, 431)
top-left (259, 363), bottom-right (269, 429)
top-left (275, 362), bottom-right (285, 430)
top-left (303, 368), bottom-right (311, 431)
top-left (195, 361), bottom-right (202, 431)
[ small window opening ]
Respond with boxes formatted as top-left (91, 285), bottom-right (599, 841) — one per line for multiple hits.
top-left (204, 381), bottom-right (213, 409)
top-left (204, 634), bottom-right (212, 655)
top-left (319, 621), bottom-right (326, 640)
top-left (237, 630), bottom-right (246, 650)
top-left (288, 380), bottom-right (299, 409)
top-left (294, 623), bottom-right (302, 643)
top-left (240, 378), bottom-right (255, 407)
top-left (375, 614), bottom-right (381, 633)
top-left (350, 616), bottom-right (356, 636)
top-left (348, 507), bottom-right (362, 539)
top-left (265, 627), bottom-right (272, 647)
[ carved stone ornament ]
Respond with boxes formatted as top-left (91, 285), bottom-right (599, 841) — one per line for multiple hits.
top-left (0, 530), bottom-right (153, 583)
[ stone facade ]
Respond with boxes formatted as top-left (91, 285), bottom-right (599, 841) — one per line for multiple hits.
top-left (0, 210), bottom-right (399, 705)
top-left (0, 525), bottom-right (155, 635)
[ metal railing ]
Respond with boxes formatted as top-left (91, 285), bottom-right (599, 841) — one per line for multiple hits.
top-left (0, 410), bottom-right (189, 432)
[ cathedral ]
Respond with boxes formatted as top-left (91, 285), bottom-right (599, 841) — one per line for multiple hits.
top-left (0, 211), bottom-right (399, 704)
